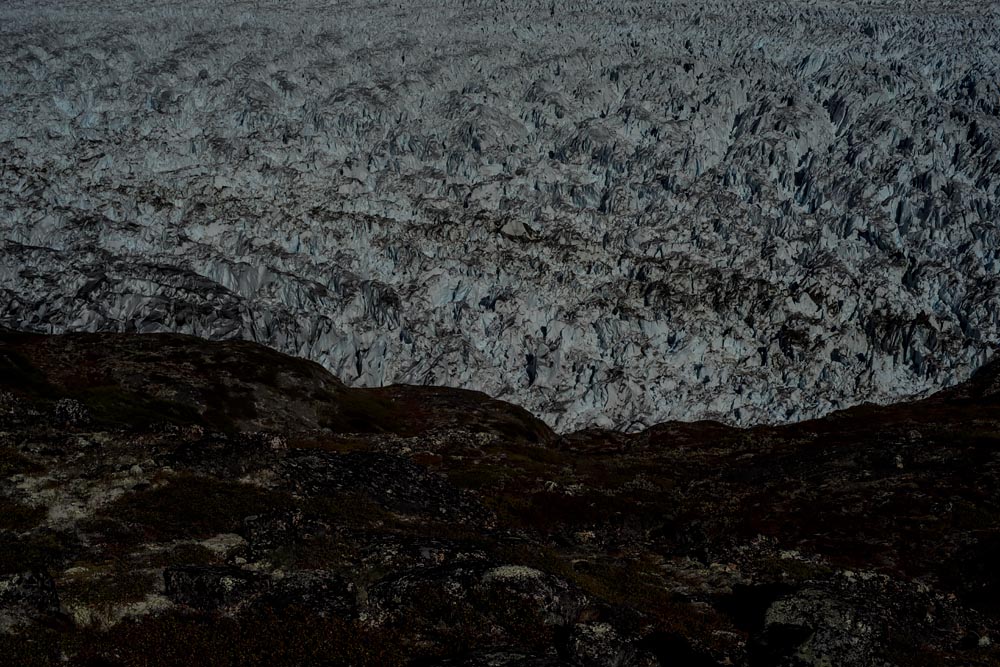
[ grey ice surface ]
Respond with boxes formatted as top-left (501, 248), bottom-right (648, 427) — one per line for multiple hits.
top-left (1, 0), bottom-right (999, 430)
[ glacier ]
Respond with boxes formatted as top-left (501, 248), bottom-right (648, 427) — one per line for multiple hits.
top-left (1, 0), bottom-right (998, 430)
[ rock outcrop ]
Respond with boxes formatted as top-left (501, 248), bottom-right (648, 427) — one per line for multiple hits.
top-left (1, 330), bottom-right (999, 665)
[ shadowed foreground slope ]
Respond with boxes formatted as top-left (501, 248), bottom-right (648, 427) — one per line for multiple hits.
top-left (1, 331), bottom-right (999, 666)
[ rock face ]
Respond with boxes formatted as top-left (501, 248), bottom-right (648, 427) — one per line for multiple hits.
top-left (2, 331), bottom-right (1000, 665)
top-left (0, 571), bottom-right (61, 633)
top-left (163, 565), bottom-right (266, 613)
top-left (1, 1), bottom-right (999, 430)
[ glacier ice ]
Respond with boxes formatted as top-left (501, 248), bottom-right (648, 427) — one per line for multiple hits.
top-left (1, 0), bottom-right (998, 430)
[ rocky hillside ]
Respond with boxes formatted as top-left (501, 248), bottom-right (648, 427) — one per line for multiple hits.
top-left (2, 330), bottom-right (999, 666)
top-left (2, 0), bottom-right (999, 429)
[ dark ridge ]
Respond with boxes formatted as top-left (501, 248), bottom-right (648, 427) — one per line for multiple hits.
top-left (1, 332), bottom-right (998, 666)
